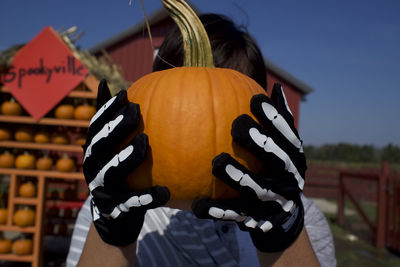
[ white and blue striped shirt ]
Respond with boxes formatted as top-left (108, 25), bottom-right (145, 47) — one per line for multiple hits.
top-left (66, 195), bottom-right (336, 267)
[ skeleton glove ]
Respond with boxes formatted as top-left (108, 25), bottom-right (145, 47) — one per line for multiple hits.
top-left (192, 83), bottom-right (306, 252)
top-left (82, 79), bottom-right (170, 246)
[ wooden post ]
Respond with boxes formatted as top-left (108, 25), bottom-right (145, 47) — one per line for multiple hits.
top-left (337, 172), bottom-right (345, 226)
top-left (376, 162), bottom-right (389, 248)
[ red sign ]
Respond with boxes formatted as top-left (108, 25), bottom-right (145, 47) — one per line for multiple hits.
top-left (1, 26), bottom-right (88, 120)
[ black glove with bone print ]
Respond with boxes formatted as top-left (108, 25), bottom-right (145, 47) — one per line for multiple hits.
top-left (83, 79), bottom-right (170, 247)
top-left (192, 83), bottom-right (306, 252)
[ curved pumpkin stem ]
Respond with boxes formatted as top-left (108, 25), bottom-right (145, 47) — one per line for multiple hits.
top-left (161, 0), bottom-right (214, 68)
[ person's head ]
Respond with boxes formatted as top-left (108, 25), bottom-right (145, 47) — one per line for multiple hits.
top-left (153, 13), bottom-right (267, 89)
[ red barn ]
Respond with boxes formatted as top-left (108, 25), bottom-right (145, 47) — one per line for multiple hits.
top-left (90, 7), bottom-right (313, 127)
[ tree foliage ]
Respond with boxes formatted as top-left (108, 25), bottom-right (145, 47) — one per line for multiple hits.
top-left (304, 143), bottom-right (400, 164)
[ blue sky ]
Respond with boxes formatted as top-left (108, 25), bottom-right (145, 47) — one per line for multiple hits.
top-left (1, 0), bottom-right (399, 147)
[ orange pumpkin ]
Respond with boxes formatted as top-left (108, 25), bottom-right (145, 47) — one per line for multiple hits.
top-left (34, 131), bottom-right (50, 143)
top-left (56, 154), bottom-right (75, 172)
top-left (54, 104), bottom-right (74, 119)
top-left (15, 152), bottom-right (36, 169)
top-left (0, 151), bottom-right (15, 168)
top-left (75, 135), bottom-right (86, 146)
top-left (52, 132), bottom-right (70, 144)
top-left (125, 0), bottom-right (265, 208)
top-left (36, 155), bottom-right (53, 170)
top-left (11, 239), bottom-right (33, 255)
top-left (1, 98), bottom-right (22, 116)
top-left (74, 104), bottom-right (96, 120)
top-left (19, 182), bottom-right (36, 198)
top-left (0, 239), bottom-right (11, 254)
top-left (14, 128), bottom-right (34, 142)
top-left (13, 207), bottom-right (35, 227)
top-left (0, 208), bottom-right (7, 225)
top-left (0, 127), bottom-right (12, 141)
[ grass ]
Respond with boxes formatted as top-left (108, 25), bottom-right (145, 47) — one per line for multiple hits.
top-left (322, 202), bottom-right (400, 267)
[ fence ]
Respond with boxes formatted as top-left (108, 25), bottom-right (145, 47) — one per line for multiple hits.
top-left (305, 162), bottom-right (400, 251)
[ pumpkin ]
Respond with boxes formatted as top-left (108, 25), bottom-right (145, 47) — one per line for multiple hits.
top-left (74, 103), bottom-right (96, 120)
top-left (18, 182), bottom-right (36, 198)
top-left (0, 239), bottom-right (11, 254)
top-left (13, 207), bottom-right (35, 227)
top-left (125, 0), bottom-right (265, 208)
top-left (11, 239), bottom-right (33, 255)
top-left (0, 127), bottom-right (12, 141)
top-left (34, 131), bottom-right (50, 143)
top-left (1, 98), bottom-right (22, 116)
top-left (52, 132), bottom-right (70, 144)
top-left (14, 127), bottom-right (34, 142)
top-left (15, 152), bottom-right (36, 169)
top-left (0, 208), bottom-right (7, 225)
top-left (54, 104), bottom-right (74, 119)
top-left (36, 154), bottom-right (53, 170)
top-left (0, 151), bottom-right (15, 168)
top-left (75, 135), bottom-right (86, 146)
top-left (56, 154), bottom-right (75, 172)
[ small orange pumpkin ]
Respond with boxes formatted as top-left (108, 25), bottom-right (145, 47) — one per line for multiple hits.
top-left (55, 104), bottom-right (75, 119)
top-left (36, 154), bottom-right (53, 170)
top-left (0, 127), bottom-right (12, 141)
top-left (19, 182), bottom-right (36, 198)
top-left (0, 208), bottom-right (8, 225)
top-left (15, 152), bottom-right (36, 169)
top-left (56, 154), bottom-right (75, 172)
top-left (0, 239), bottom-right (11, 254)
top-left (1, 98), bottom-right (22, 116)
top-left (75, 135), bottom-right (86, 146)
top-left (13, 207), bottom-right (35, 227)
top-left (74, 104), bottom-right (96, 120)
top-left (12, 239), bottom-right (33, 255)
top-left (14, 128), bottom-right (34, 142)
top-left (0, 151), bottom-right (15, 168)
top-left (34, 131), bottom-right (50, 143)
top-left (52, 132), bottom-right (70, 145)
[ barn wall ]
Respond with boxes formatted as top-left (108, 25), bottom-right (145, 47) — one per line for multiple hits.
top-left (104, 20), bottom-right (175, 84)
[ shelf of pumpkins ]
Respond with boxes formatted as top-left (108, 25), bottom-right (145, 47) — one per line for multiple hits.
top-left (0, 83), bottom-right (97, 266)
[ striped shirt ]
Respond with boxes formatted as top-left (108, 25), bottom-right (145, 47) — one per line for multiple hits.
top-left (66, 195), bottom-right (336, 267)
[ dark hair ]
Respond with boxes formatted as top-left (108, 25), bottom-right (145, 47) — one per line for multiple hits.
top-left (153, 13), bottom-right (267, 89)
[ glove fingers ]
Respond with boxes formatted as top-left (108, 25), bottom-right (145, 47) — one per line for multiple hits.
top-left (270, 83), bottom-right (296, 131)
top-left (87, 88), bottom-right (130, 142)
top-left (92, 185), bottom-right (170, 219)
top-left (96, 79), bottom-right (113, 111)
top-left (231, 115), bottom-right (305, 190)
top-left (192, 198), bottom-right (284, 234)
top-left (192, 198), bottom-right (248, 222)
top-left (250, 92), bottom-right (303, 156)
top-left (84, 133), bottom-right (148, 190)
top-left (91, 199), bottom-right (145, 247)
top-left (84, 101), bottom-right (141, 167)
top-left (212, 153), bottom-right (296, 212)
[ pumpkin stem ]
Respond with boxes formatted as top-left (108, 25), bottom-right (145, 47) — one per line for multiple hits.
top-left (161, 0), bottom-right (214, 68)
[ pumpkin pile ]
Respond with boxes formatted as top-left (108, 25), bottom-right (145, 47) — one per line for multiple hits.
top-left (0, 151), bottom-right (15, 168)
top-left (0, 235), bottom-right (33, 255)
top-left (125, 0), bottom-right (265, 207)
top-left (54, 102), bottom-right (95, 121)
top-left (0, 98), bottom-right (22, 116)
top-left (19, 181), bottom-right (36, 198)
top-left (13, 206), bottom-right (35, 227)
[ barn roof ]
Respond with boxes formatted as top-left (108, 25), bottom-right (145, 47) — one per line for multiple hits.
top-left (90, 5), bottom-right (314, 95)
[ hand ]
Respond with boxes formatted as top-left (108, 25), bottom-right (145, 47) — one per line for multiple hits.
top-left (83, 79), bottom-right (170, 247)
top-left (192, 83), bottom-right (306, 252)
